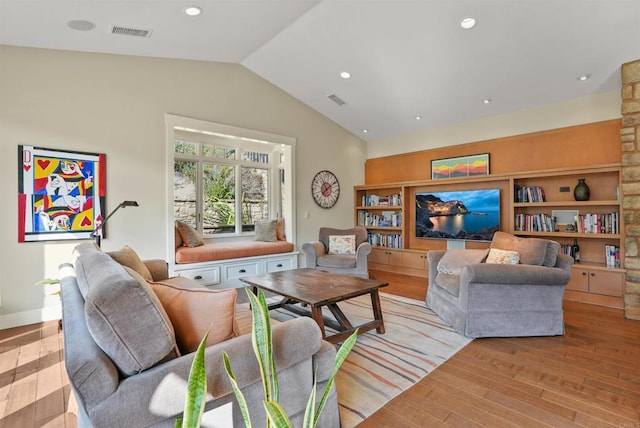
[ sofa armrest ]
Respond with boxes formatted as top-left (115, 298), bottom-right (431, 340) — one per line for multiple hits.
top-left (302, 241), bottom-right (325, 267)
top-left (460, 263), bottom-right (571, 287)
top-left (144, 259), bottom-right (169, 281)
top-left (89, 317), bottom-right (324, 426)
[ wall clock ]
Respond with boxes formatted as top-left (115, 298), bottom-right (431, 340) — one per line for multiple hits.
top-left (311, 170), bottom-right (340, 208)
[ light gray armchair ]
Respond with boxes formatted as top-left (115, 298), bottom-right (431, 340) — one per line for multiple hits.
top-left (302, 226), bottom-right (372, 278)
top-left (426, 232), bottom-right (573, 338)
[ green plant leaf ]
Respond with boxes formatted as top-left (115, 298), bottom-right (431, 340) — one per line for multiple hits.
top-left (312, 330), bottom-right (359, 428)
top-left (223, 351), bottom-right (253, 428)
top-left (302, 372), bottom-right (317, 428)
top-left (246, 289), bottom-right (275, 402)
top-left (36, 278), bottom-right (60, 286)
top-left (180, 330), bottom-right (209, 428)
top-left (264, 401), bottom-right (292, 428)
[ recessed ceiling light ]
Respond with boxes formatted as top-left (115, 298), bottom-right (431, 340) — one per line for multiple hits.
top-left (363, 129), bottom-right (369, 133)
top-left (67, 20), bottom-right (96, 31)
top-left (483, 99), bottom-right (492, 104)
top-left (184, 6), bottom-right (202, 16)
top-left (577, 74), bottom-right (591, 81)
top-left (460, 17), bottom-right (477, 30)
top-left (340, 71), bottom-right (351, 79)
top-left (415, 116), bottom-right (422, 120)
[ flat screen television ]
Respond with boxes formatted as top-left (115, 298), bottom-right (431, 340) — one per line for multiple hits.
top-left (415, 189), bottom-right (500, 241)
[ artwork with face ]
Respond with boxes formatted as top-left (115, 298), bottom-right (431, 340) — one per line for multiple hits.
top-left (18, 145), bottom-right (106, 242)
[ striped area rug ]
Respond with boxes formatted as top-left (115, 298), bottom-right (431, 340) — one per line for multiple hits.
top-left (267, 292), bottom-right (472, 427)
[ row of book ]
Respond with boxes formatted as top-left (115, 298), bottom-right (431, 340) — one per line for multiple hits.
top-left (367, 233), bottom-right (402, 248)
top-left (514, 185), bottom-right (546, 203)
top-left (604, 245), bottom-right (621, 268)
top-left (575, 212), bottom-right (619, 234)
top-left (361, 193), bottom-right (402, 207)
top-left (358, 210), bottom-right (402, 227)
top-left (514, 211), bottom-right (620, 234)
top-left (514, 213), bottom-right (557, 232)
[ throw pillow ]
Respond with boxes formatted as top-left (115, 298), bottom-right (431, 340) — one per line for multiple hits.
top-left (275, 218), bottom-right (286, 241)
top-left (149, 280), bottom-right (238, 353)
top-left (486, 248), bottom-right (520, 264)
top-left (107, 245), bottom-right (153, 282)
top-left (490, 231), bottom-right (547, 266)
top-left (174, 224), bottom-right (183, 249)
top-left (437, 248), bottom-right (490, 275)
top-left (175, 220), bottom-right (205, 247)
top-left (84, 264), bottom-right (179, 376)
top-left (328, 235), bottom-right (356, 255)
top-left (255, 219), bottom-right (278, 242)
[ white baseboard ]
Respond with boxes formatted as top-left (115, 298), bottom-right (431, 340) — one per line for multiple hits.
top-left (0, 306), bottom-right (62, 330)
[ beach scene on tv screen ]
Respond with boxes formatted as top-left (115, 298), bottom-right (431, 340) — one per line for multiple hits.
top-left (415, 189), bottom-right (500, 241)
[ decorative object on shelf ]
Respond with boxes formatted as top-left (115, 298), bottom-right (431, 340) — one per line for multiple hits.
top-left (571, 239), bottom-right (580, 263)
top-left (92, 200), bottom-right (139, 247)
top-left (431, 153), bottom-right (489, 180)
top-left (573, 178), bottom-right (590, 201)
top-left (17, 145), bottom-right (106, 242)
top-left (311, 170), bottom-right (340, 208)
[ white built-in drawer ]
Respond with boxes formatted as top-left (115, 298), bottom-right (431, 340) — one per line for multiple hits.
top-left (266, 258), bottom-right (293, 273)
top-left (176, 266), bottom-right (220, 286)
top-left (225, 262), bottom-right (259, 279)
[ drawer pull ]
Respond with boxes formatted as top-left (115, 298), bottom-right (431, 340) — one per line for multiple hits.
top-left (194, 275), bottom-right (203, 280)
top-left (582, 272), bottom-right (587, 276)
top-left (590, 272), bottom-right (596, 277)
top-left (239, 269), bottom-right (246, 273)
top-left (277, 264), bottom-right (283, 268)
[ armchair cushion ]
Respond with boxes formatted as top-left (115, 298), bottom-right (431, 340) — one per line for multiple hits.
top-left (328, 234), bottom-right (356, 255)
top-left (149, 279), bottom-right (238, 353)
top-left (490, 231), bottom-right (558, 266)
top-left (437, 248), bottom-right (489, 275)
top-left (317, 254), bottom-right (357, 269)
top-left (319, 227), bottom-right (367, 253)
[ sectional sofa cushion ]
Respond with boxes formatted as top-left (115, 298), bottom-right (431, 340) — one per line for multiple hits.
top-left (436, 248), bottom-right (489, 275)
top-left (149, 278), bottom-right (239, 353)
top-left (107, 245), bottom-right (153, 281)
top-left (83, 258), bottom-right (179, 376)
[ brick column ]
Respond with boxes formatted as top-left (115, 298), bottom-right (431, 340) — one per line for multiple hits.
top-left (621, 59), bottom-right (640, 320)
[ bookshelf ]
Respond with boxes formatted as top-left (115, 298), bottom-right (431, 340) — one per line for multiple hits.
top-left (355, 163), bottom-right (625, 308)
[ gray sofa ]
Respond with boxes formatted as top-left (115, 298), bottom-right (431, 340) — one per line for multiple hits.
top-left (60, 242), bottom-right (339, 427)
top-left (426, 232), bottom-right (573, 338)
top-left (302, 226), bottom-right (372, 278)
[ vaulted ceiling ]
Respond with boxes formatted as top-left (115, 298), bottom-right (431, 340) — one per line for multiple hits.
top-left (1, 0), bottom-right (638, 142)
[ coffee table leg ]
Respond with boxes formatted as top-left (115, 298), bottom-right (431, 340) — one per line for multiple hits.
top-left (311, 306), bottom-right (327, 340)
top-left (371, 290), bottom-right (385, 334)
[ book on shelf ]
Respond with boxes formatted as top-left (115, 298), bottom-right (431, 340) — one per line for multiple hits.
top-left (514, 213), bottom-right (557, 232)
top-left (514, 185), bottom-right (546, 203)
top-left (605, 245), bottom-right (620, 268)
top-left (574, 212), bottom-right (619, 234)
top-left (358, 210), bottom-right (402, 227)
top-left (361, 193), bottom-right (402, 207)
top-left (367, 232), bottom-right (402, 248)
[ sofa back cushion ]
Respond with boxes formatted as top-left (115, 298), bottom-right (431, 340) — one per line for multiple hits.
top-left (490, 231), bottom-right (558, 267)
top-left (319, 227), bottom-right (367, 253)
top-left (81, 250), bottom-right (179, 376)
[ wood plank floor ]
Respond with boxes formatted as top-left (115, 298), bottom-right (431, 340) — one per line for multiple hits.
top-left (1, 270), bottom-right (638, 427)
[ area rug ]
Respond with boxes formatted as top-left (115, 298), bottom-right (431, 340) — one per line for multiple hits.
top-left (266, 292), bottom-right (472, 427)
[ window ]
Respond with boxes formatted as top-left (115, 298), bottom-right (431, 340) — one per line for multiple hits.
top-left (168, 115), bottom-right (295, 242)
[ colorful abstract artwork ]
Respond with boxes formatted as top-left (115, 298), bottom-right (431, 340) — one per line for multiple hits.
top-left (431, 153), bottom-right (490, 180)
top-left (18, 146), bottom-right (106, 242)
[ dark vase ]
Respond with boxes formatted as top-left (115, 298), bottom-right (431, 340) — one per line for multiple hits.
top-left (574, 178), bottom-right (590, 201)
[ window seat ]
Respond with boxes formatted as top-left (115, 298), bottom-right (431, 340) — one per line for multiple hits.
top-left (175, 240), bottom-right (295, 264)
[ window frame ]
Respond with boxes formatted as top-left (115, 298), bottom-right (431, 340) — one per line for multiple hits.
top-left (166, 115), bottom-right (296, 262)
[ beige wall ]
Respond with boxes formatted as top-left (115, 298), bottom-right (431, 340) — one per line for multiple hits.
top-left (368, 90), bottom-right (622, 159)
top-left (0, 45), bottom-right (366, 328)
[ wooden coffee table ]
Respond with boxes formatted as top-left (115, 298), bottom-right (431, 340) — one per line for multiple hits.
top-left (240, 268), bottom-right (388, 344)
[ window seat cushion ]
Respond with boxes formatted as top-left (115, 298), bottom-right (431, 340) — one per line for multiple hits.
top-left (175, 240), bottom-right (294, 264)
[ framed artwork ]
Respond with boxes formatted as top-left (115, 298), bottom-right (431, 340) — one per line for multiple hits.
top-left (431, 153), bottom-right (490, 180)
top-left (18, 145), bottom-right (106, 242)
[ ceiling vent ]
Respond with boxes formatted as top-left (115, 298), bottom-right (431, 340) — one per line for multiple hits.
top-left (328, 94), bottom-right (346, 106)
top-left (110, 25), bottom-right (153, 38)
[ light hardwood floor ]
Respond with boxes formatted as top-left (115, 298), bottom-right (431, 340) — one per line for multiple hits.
top-left (1, 270), bottom-right (638, 427)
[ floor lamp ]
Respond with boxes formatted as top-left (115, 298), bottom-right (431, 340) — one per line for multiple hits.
top-left (92, 200), bottom-right (139, 247)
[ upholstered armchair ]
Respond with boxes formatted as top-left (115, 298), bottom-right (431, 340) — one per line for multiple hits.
top-left (302, 226), bottom-right (372, 278)
top-left (426, 232), bottom-right (573, 338)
